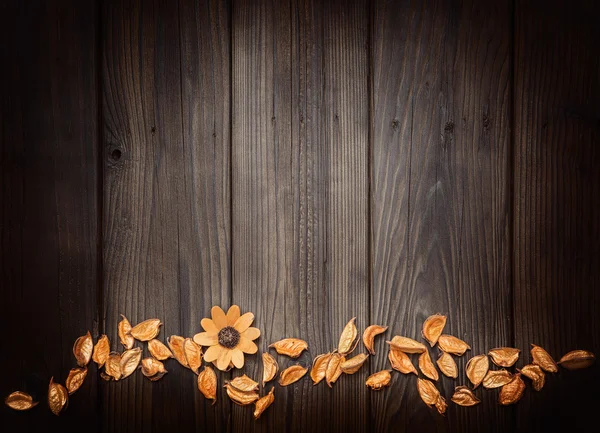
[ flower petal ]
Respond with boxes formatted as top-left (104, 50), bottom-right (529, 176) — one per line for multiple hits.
top-left (242, 327), bottom-right (261, 341)
top-left (226, 305), bottom-right (240, 326)
top-left (231, 348), bottom-right (245, 369)
top-left (204, 344), bottom-right (223, 363)
top-left (211, 306), bottom-right (227, 329)
top-left (233, 312), bottom-right (255, 333)
top-left (217, 348), bottom-right (232, 371)
top-left (237, 336), bottom-right (258, 354)
top-left (201, 318), bottom-right (219, 333)
top-left (193, 332), bottom-right (218, 347)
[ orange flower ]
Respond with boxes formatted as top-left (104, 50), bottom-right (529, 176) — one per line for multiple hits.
top-left (193, 305), bottom-right (260, 371)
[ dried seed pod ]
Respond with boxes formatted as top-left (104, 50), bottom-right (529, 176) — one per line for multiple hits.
top-left (422, 314), bottom-right (447, 346)
top-left (184, 338), bottom-right (203, 374)
top-left (268, 338), bottom-right (308, 358)
top-left (65, 368), bottom-right (87, 395)
top-left (499, 374), bottom-right (526, 405)
top-left (340, 353), bottom-right (369, 374)
top-left (100, 372), bottom-right (113, 382)
top-left (118, 314), bottom-right (134, 349)
top-left (105, 352), bottom-right (122, 381)
top-left (262, 353), bottom-right (279, 386)
top-left (253, 387), bottom-right (275, 420)
top-left (326, 353), bottom-right (345, 387)
top-left (92, 334), bottom-right (110, 367)
top-left (141, 357), bottom-right (167, 378)
top-left (387, 336), bottom-right (427, 354)
top-left (466, 355), bottom-right (489, 388)
top-left (337, 317), bottom-right (359, 355)
top-left (482, 369), bottom-right (513, 389)
top-left (519, 364), bottom-right (545, 391)
top-left (437, 352), bottom-right (458, 379)
top-left (488, 347), bottom-right (520, 367)
top-left (130, 318), bottom-right (162, 341)
top-left (279, 365), bottom-right (308, 386)
top-left (362, 325), bottom-right (388, 355)
top-left (48, 377), bottom-right (68, 416)
top-left (417, 378), bottom-right (440, 406)
top-left (148, 339), bottom-right (173, 361)
top-left (73, 331), bottom-right (93, 367)
top-left (120, 347), bottom-right (142, 379)
top-left (224, 383), bottom-right (259, 406)
top-left (310, 353), bottom-right (332, 385)
top-left (168, 335), bottom-right (189, 367)
top-left (5, 391), bottom-right (38, 411)
top-left (435, 395), bottom-right (448, 416)
top-left (229, 374), bottom-right (259, 392)
top-left (558, 350), bottom-right (595, 370)
top-left (388, 348), bottom-right (417, 375)
top-left (418, 350), bottom-right (439, 381)
top-left (437, 335), bottom-right (470, 356)
top-left (197, 366), bottom-right (217, 404)
top-left (530, 344), bottom-right (558, 373)
top-left (451, 386), bottom-right (481, 406)
top-left (366, 370), bottom-right (392, 390)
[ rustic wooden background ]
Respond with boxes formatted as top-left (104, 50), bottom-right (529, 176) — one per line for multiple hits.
top-left (1, 0), bottom-right (599, 432)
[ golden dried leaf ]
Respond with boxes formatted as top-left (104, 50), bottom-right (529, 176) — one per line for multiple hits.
top-left (340, 353), bottom-right (369, 374)
top-left (388, 348), bottom-right (417, 375)
top-left (262, 353), bottom-right (279, 386)
top-left (141, 357), bottom-right (167, 379)
top-left (451, 386), bottom-right (481, 406)
top-left (499, 374), bottom-right (526, 405)
top-left (422, 314), bottom-right (447, 346)
top-left (418, 350), bottom-right (439, 381)
top-left (198, 366), bottom-right (217, 404)
top-left (482, 369), bottom-right (513, 389)
top-left (310, 353), bottom-right (332, 385)
top-left (437, 335), bottom-right (470, 356)
top-left (130, 318), bottom-right (162, 341)
top-left (558, 350), bottom-right (595, 370)
top-left (466, 355), bottom-right (489, 388)
top-left (229, 374), bottom-right (259, 392)
top-left (366, 370), bottom-right (392, 390)
top-left (530, 344), bottom-right (558, 373)
top-left (279, 365), bottom-right (308, 386)
top-left (148, 339), bottom-right (173, 361)
top-left (488, 347), bottom-right (520, 367)
top-left (73, 331), bottom-right (93, 367)
top-left (417, 378), bottom-right (440, 406)
top-left (325, 353), bottom-right (345, 387)
top-left (435, 395), bottom-right (448, 416)
top-left (65, 368), bottom-right (87, 395)
top-left (362, 325), bottom-right (388, 355)
top-left (5, 391), bottom-right (38, 411)
top-left (184, 338), bottom-right (203, 374)
top-left (92, 334), bottom-right (110, 367)
top-left (387, 336), bottom-right (427, 354)
top-left (437, 352), bottom-right (458, 378)
top-left (168, 335), bottom-right (189, 367)
top-left (120, 347), bottom-right (142, 379)
top-left (118, 314), bottom-right (134, 349)
top-left (519, 364), bottom-right (545, 391)
top-left (105, 352), bottom-right (122, 381)
top-left (48, 377), bottom-right (68, 416)
top-left (337, 317), bottom-right (359, 355)
top-left (253, 388), bottom-right (275, 420)
top-left (268, 338), bottom-right (308, 358)
top-left (224, 383), bottom-right (259, 406)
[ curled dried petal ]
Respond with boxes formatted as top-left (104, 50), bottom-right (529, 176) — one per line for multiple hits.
top-left (141, 357), bottom-right (167, 378)
top-left (148, 339), bottom-right (173, 361)
top-left (130, 318), bottom-right (162, 341)
top-left (224, 383), bottom-right (259, 406)
top-left (65, 368), bottom-right (87, 395)
top-left (326, 353), bottom-right (345, 387)
top-left (48, 377), bottom-right (68, 416)
top-left (105, 352), bottom-right (122, 381)
top-left (418, 350), bottom-right (439, 381)
top-left (366, 370), bottom-right (392, 390)
top-left (499, 374), bottom-right (525, 405)
top-left (530, 344), bottom-right (558, 373)
top-left (519, 364), bottom-right (545, 391)
top-left (340, 353), bottom-right (369, 374)
top-left (198, 366), bottom-right (217, 404)
top-left (310, 353), bottom-right (332, 385)
top-left (337, 317), bottom-right (359, 355)
top-left (184, 338), bottom-right (203, 374)
top-left (229, 374), bottom-right (259, 392)
top-left (279, 365), bottom-right (308, 386)
top-left (100, 372), bottom-right (113, 382)
top-left (435, 395), bottom-right (448, 416)
top-left (451, 386), bottom-right (481, 406)
top-left (168, 335), bottom-right (189, 367)
top-left (488, 347), bottom-right (520, 367)
top-left (92, 335), bottom-right (110, 367)
top-left (362, 325), bottom-right (388, 355)
top-left (5, 391), bottom-right (38, 411)
top-left (268, 338), bottom-right (308, 358)
top-left (417, 378), bottom-right (440, 406)
top-left (73, 331), bottom-right (93, 367)
top-left (437, 352), bottom-right (458, 379)
top-left (120, 347), bottom-right (142, 379)
top-left (482, 369), bottom-right (513, 389)
top-left (253, 388), bottom-right (275, 420)
top-left (388, 348), bottom-right (417, 375)
top-left (466, 355), bottom-right (489, 388)
top-left (118, 314), bottom-right (134, 349)
top-left (262, 353), bottom-right (279, 386)
top-left (422, 314), bottom-right (447, 346)
top-left (387, 336), bottom-right (427, 354)
top-left (558, 350), bottom-right (595, 370)
top-left (437, 335), bottom-right (470, 356)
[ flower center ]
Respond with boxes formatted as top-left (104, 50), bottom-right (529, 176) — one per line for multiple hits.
top-left (218, 326), bottom-right (240, 349)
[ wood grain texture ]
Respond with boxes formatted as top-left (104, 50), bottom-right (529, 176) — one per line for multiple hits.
top-left (370, 1), bottom-right (512, 431)
top-left (102, 0), bottom-right (230, 431)
top-left (0, 1), bottom-right (99, 431)
top-left (514, 1), bottom-right (600, 431)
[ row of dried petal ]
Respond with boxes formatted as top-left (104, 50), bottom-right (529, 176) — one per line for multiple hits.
top-left (253, 388), bottom-right (275, 420)
top-left (366, 370), bottom-right (391, 390)
top-left (451, 386), bottom-right (480, 406)
top-left (5, 391), bottom-right (38, 411)
top-left (337, 318), bottom-right (359, 355)
top-left (362, 325), bottom-right (388, 355)
top-left (488, 347), bottom-right (520, 367)
top-left (269, 338), bottom-right (308, 358)
top-left (279, 365), bottom-right (308, 386)
top-left (65, 368), bottom-right (87, 394)
top-left (262, 352), bottom-right (279, 386)
top-left (340, 353), bottom-right (369, 374)
top-left (48, 377), bottom-right (68, 416)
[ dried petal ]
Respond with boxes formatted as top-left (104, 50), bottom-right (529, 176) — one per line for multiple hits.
top-left (48, 377), bottom-right (68, 416)
top-left (253, 388), bottom-right (275, 420)
top-left (530, 344), bottom-right (558, 373)
top-left (437, 335), bottom-right (470, 356)
top-left (482, 369), bottom-right (513, 389)
top-left (141, 357), bottom-right (167, 378)
top-left (422, 314), bottom-right (447, 346)
top-left (118, 314), bottom-right (134, 349)
top-left (362, 325), bottom-right (388, 355)
top-left (105, 352), bottom-right (122, 381)
top-left (120, 347), bottom-right (142, 379)
top-left (168, 335), bottom-right (189, 367)
top-left (325, 353), bottom-right (345, 387)
top-left (224, 383), bottom-right (259, 406)
top-left (488, 347), bottom-right (520, 367)
top-left (558, 350), bottom-right (595, 370)
top-left (65, 368), bottom-right (87, 395)
top-left (73, 331), bottom-right (93, 367)
top-left (262, 352), bottom-right (279, 386)
top-left (387, 336), bottom-right (427, 354)
top-left (337, 317), bottom-right (359, 355)
top-left (340, 353), bottom-right (369, 374)
top-left (519, 364), bottom-right (545, 391)
top-left (130, 318), bottom-right (162, 341)
top-left (197, 366), bottom-right (217, 404)
top-left (92, 334), bottom-right (110, 367)
top-left (5, 391), bottom-right (38, 411)
top-left (418, 351), bottom-right (439, 381)
top-left (148, 339), bottom-right (174, 361)
top-left (366, 370), bottom-right (392, 390)
top-left (417, 378), bottom-right (440, 406)
top-left (388, 348), bottom-right (417, 375)
top-left (435, 395), bottom-right (448, 415)
top-left (310, 353), bottom-right (332, 385)
top-left (268, 338), bottom-right (308, 358)
top-left (100, 372), bottom-right (113, 382)
top-left (466, 355), bottom-right (489, 388)
top-left (279, 365), bottom-right (308, 386)
top-left (499, 374), bottom-right (526, 405)
top-left (437, 352), bottom-right (458, 378)
top-left (184, 338), bottom-right (203, 374)
top-left (451, 386), bottom-right (481, 406)
top-left (229, 374), bottom-right (259, 392)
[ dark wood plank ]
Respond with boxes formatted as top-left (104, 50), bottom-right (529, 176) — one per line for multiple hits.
top-left (514, 1), bottom-right (600, 431)
top-left (102, 0), bottom-right (231, 431)
top-left (0, 1), bottom-right (100, 431)
top-left (231, 0), bottom-right (370, 430)
top-left (370, 1), bottom-right (512, 431)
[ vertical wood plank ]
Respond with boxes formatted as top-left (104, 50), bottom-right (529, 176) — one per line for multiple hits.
top-left (370, 1), bottom-right (512, 431)
top-left (514, 1), bottom-right (600, 431)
